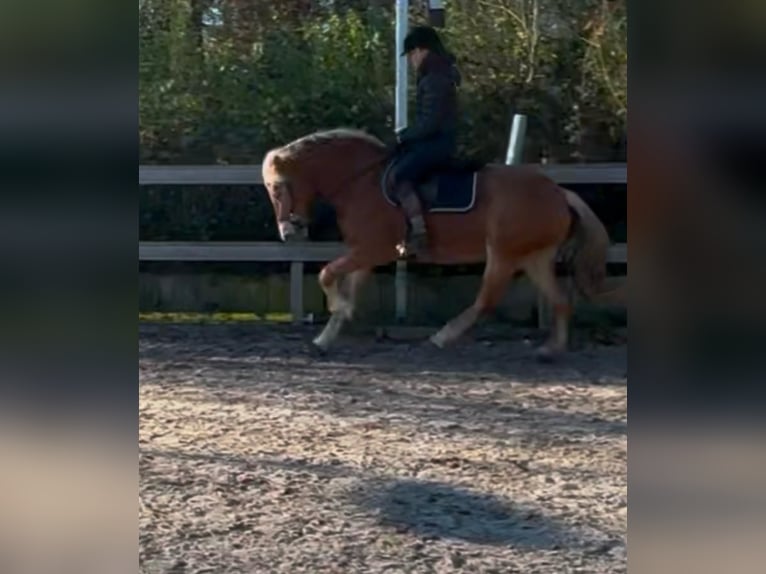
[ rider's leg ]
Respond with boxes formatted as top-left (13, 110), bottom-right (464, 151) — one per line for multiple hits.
top-left (396, 181), bottom-right (428, 253)
top-left (391, 151), bottom-right (430, 255)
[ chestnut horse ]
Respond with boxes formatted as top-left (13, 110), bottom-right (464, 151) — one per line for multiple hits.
top-left (262, 128), bottom-right (612, 358)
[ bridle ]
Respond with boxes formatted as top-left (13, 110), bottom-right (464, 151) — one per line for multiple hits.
top-left (272, 180), bottom-right (306, 241)
top-left (277, 145), bottom-right (399, 240)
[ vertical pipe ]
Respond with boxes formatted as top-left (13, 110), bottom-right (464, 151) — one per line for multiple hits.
top-left (395, 0), bottom-right (409, 323)
top-left (395, 0), bottom-right (409, 132)
top-left (505, 113), bottom-right (528, 165)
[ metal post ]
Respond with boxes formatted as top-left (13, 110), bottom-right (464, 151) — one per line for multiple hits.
top-left (395, 0), bottom-right (409, 133)
top-left (505, 113), bottom-right (528, 165)
top-left (290, 261), bottom-right (304, 324)
top-left (395, 0), bottom-right (409, 322)
top-left (395, 259), bottom-right (407, 323)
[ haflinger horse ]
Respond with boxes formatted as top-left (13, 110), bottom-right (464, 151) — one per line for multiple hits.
top-left (262, 128), bottom-right (613, 359)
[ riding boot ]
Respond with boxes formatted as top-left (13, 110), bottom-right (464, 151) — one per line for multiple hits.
top-left (397, 183), bottom-right (428, 257)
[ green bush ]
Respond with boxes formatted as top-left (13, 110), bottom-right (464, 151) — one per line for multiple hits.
top-left (139, 0), bottom-right (626, 241)
top-left (140, 0), bottom-right (626, 164)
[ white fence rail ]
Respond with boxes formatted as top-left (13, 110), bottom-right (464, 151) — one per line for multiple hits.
top-left (139, 162), bottom-right (627, 186)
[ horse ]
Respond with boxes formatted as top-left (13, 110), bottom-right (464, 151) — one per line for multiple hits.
top-left (261, 128), bottom-right (614, 359)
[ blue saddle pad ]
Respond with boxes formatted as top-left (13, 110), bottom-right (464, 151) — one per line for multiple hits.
top-left (382, 160), bottom-right (479, 213)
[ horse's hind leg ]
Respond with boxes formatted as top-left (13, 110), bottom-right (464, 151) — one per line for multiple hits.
top-left (342, 268), bottom-right (371, 321)
top-left (522, 247), bottom-right (572, 360)
top-left (430, 249), bottom-right (516, 348)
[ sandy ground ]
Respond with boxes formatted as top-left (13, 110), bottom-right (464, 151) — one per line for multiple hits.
top-left (139, 322), bottom-right (626, 574)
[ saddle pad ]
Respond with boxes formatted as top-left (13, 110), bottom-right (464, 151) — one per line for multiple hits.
top-left (382, 160), bottom-right (478, 213)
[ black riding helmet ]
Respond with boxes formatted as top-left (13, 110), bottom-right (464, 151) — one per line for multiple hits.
top-left (401, 25), bottom-right (446, 56)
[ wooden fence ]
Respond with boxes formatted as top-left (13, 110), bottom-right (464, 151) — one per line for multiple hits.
top-left (139, 163), bottom-right (627, 324)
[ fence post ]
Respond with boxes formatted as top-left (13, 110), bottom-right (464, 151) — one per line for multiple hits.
top-left (395, 260), bottom-right (408, 323)
top-left (290, 261), bottom-right (304, 324)
top-left (506, 113), bottom-right (527, 165)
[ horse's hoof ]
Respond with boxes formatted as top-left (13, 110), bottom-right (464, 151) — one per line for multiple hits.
top-left (423, 338), bottom-right (441, 351)
top-left (429, 334), bottom-right (446, 349)
top-left (309, 339), bottom-right (329, 357)
top-left (535, 346), bottom-right (559, 364)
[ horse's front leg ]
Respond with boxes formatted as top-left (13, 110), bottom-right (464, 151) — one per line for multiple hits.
top-left (313, 253), bottom-right (368, 351)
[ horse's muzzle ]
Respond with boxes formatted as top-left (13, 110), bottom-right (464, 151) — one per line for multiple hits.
top-left (278, 218), bottom-right (308, 242)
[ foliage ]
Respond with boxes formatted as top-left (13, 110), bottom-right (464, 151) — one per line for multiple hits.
top-left (140, 0), bottom-right (626, 164)
top-left (139, 0), bottom-right (626, 240)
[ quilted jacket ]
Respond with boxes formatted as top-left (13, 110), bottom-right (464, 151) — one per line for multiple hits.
top-left (398, 51), bottom-right (461, 146)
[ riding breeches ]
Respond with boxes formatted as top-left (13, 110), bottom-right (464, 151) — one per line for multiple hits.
top-left (390, 136), bottom-right (455, 192)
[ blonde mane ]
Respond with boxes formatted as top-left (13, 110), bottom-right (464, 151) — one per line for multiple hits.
top-left (263, 127), bottom-right (386, 183)
top-left (276, 127), bottom-right (385, 161)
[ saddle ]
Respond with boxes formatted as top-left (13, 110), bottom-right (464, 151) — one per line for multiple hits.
top-left (383, 156), bottom-right (486, 213)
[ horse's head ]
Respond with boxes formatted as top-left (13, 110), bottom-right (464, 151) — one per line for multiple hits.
top-left (261, 148), bottom-right (313, 242)
top-left (262, 129), bottom-right (388, 242)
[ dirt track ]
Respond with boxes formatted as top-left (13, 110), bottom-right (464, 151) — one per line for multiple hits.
top-left (139, 322), bottom-right (626, 574)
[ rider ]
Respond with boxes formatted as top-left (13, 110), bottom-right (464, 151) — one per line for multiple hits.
top-left (393, 25), bottom-right (462, 256)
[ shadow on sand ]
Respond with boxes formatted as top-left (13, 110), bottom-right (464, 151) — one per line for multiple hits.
top-left (354, 477), bottom-right (571, 548)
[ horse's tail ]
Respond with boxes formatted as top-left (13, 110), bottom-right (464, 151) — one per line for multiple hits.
top-left (560, 188), bottom-right (612, 300)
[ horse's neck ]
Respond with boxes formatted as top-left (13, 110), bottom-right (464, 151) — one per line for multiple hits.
top-left (317, 145), bottom-right (385, 211)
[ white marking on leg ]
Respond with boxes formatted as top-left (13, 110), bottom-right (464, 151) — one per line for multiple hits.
top-left (324, 281), bottom-right (339, 309)
top-left (324, 280), bottom-right (352, 319)
top-left (331, 294), bottom-right (353, 320)
top-left (431, 324), bottom-right (454, 347)
top-left (524, 248), bottom-right (569, 354)
top-left (278, 221), bottom-right (296, 242)
top-left (313, 313), bottom-right (344, 350)
top-left (430, 329), bottom-right (449, 348)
